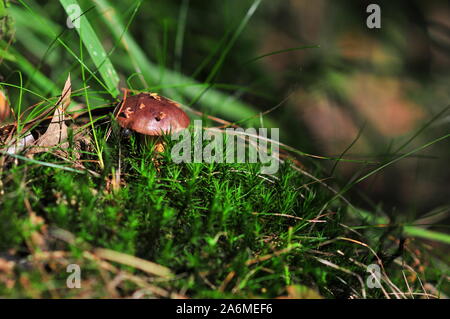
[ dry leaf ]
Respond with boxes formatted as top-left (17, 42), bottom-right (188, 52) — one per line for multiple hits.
top-left (0, 258), bottom-right (15, 274)
top-left (5, 133), bottom-right (35, 155)
top-left (28, 75), bottom-right (72, 155)
top-left (0, 90), bottom-right (12, 123)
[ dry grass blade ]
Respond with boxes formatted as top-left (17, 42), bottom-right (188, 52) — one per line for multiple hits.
top-left (314, 257), bottom-right (370, 299)
top-left (245, 244), bottom-right (300, 266)
top-left (252, 212), bottom-right (327, 223)
top-left (330, 236), bottom-right (407, 299)
top-left (94, 248), bottom-right (173, 279)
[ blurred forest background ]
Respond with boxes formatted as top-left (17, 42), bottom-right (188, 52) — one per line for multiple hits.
top-left (1, 0), bottom-right (449, 221)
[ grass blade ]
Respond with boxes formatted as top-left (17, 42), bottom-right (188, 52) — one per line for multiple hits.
top-left (403, 227), bottom-right (450, 245)
top-left (60, 0), bottom-right (120, 97)
top-left (94, 248), bottom-right (173, 279)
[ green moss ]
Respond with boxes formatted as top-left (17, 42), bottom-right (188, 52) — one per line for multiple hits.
top-left (0, 129), bottom-right (446, 298)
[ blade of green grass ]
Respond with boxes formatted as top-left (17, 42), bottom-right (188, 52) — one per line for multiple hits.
top-left (79, 37), bottom-right (104, 169)
top-left (59, 0), bottom-right (119, 98)
top-left (174, 0), bottom-right (189, 72)
top-left (403, 226), bottom-right (450, 245)
top-left (242, 45), bottom-right (320, 65)
top-left (1, 151), bottom-right (86, 173)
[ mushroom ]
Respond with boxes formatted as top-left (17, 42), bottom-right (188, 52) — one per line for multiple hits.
top-left (117, 92), bottom-right (190, 152)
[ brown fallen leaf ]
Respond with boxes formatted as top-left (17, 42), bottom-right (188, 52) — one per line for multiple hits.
top-left (0, 90), bottom-right (12, 123)
top-left (28, 75), bottom-right (72, 155)
top-left (5, 133), bottom-right (35, 155)
top-left (0, 258), bottom-right (15, 274)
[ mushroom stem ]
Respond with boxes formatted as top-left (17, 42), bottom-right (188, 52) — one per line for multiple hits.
top-left (141, 135), bottom-right (165, 153)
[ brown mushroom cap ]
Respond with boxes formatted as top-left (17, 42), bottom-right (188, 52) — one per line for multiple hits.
top-left (117, 93), bottom-right (190, 135)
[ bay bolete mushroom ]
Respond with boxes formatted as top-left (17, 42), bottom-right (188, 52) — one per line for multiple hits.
top-left (117, 92), bottom-right (190, 152)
